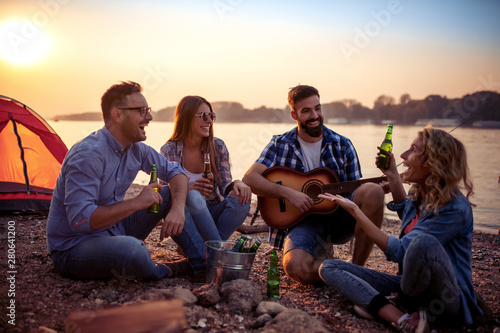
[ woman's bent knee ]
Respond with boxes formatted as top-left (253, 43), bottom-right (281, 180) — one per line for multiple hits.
top-left (186, 190), bottom-right (208, 214)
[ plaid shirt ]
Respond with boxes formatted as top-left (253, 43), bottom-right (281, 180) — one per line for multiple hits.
top-left (160, 138), bottom-right (233, 205)
top-left (256, 126), bottom-right (362, 250)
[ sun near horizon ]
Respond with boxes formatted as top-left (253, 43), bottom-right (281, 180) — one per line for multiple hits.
top-left (0, 18), bottom-right (52, 66)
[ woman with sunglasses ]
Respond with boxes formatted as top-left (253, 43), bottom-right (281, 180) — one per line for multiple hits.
top-left (317, 128), bottom-right (483, 332)
top-left (160, 96), bottom-right (251, 245)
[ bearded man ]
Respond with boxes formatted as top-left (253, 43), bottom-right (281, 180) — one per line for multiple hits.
top-left (243, 85), bottom-right (385, 285)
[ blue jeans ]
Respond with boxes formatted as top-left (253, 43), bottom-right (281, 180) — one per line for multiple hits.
top-left (319, 234), bottom-right (462, 323)
top-left (284, 207), bottom-right (356, 259)
top-left (185, 190), bottom-right (250, 242)
top-left (52, 186), bottom-right (202, 280)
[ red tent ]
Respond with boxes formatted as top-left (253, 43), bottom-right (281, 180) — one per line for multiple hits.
top-left (0, 95), bottom-right (68, 211)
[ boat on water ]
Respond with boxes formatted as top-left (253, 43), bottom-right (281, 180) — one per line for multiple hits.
top-left (414, 118), bottom-right (460, 127)
top-left (350, 119), bottom-right (374, 125)
top-left (472, 120), bottom-right (500, 128)
top-left (327, 117), bottom-right (348, 124)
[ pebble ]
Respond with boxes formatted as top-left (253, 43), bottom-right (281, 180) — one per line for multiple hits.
top-left (197, 318), bottom-right (207, 328)
top-left (251, 314), bottom-right (273, 328)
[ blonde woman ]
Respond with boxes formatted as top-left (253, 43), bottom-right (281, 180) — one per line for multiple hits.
top-left (318, 128), bottom-right (482, 332)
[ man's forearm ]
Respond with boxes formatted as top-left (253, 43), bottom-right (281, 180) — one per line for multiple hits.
top-left (89, 199), bottom-right (141, 231)
top-left (243, 171), bottom-right (284, 198)
top-left (168, 173), bottom-right (189, 210)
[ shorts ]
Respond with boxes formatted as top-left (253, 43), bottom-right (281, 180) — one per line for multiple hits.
top-left (283, 206), bottom-right (356, 259)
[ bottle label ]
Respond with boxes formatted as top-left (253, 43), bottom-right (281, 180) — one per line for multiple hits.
top-left (147, 188), bottom-right (160, 213)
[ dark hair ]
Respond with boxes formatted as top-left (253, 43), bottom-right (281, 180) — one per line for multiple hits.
top-left (168, 96), bottom-right (221, 184)
top-left (101, 81), bottom-right (142, 121)
top-left (288, 85), bottom-right (320, 112)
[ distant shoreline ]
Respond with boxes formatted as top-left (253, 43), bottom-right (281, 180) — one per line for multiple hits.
top-left (50, 90), bottom-right (500, 127)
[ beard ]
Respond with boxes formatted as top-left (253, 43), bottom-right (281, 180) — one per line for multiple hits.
top-left (299, 116), bottom-right (324, 137)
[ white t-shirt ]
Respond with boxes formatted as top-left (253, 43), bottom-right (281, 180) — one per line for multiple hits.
top-left (297, 136), bottom-right (322, 172)
top-left (184, 169), bottom-right (202, 186)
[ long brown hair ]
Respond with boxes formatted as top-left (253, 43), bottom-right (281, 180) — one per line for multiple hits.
top-left (168, 96), bottom-right (221, 184)
top-left (408, 128), bottom-right (474, 213)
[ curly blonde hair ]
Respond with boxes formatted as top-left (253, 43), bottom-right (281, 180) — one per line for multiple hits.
top-left (408, 128), bottom-right (474, 213)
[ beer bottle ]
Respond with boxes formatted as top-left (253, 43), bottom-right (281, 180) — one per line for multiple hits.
top-left (202, 153), bottom-right (214, 199)
top-left (248, 239), bottom-right (262, 253)
top-left (267, 250), bottom-right (280, 298)
top-left (241, 236), bottom-right (254, 253)
top-left (377, 124), bottom-right (393, 170)
top-left (147, 164), bottom-right (159, 213)
top-left (231, 235), bottom-right (247, 252)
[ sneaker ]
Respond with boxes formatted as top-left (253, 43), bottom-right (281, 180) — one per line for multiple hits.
top-left (353, 305), bottom-right (376, 320)
top-left (392, 310), bottom-right (429, 333)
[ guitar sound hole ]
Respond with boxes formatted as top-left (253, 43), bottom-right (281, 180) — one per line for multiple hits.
top-left (303, 180), bottom-right (324, 204)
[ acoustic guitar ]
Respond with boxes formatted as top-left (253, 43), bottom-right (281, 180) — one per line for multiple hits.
top-left (257, 166), bottom-right (387, 229)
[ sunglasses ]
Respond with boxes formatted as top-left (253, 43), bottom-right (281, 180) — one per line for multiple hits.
top-left (194, 111), bottom-right (216, 122)
top-left (117, 106), bottom-right (152, 117)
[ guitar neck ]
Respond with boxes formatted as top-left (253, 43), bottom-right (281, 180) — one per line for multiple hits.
top-left (323, 176), bottom-right (386, 195)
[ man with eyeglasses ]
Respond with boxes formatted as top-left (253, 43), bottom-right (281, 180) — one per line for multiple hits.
top-left (47, 81), bottom-right (205, 280)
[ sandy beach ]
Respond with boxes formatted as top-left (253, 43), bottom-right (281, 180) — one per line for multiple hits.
top-left (0, 185), bottom-right (498, 332)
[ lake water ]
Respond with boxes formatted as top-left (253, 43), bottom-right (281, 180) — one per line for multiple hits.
top-left (48, 121), bottom-right (500, 235)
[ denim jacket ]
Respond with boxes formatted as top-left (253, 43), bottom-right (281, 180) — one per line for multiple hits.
top-left (386, 192), bottom-right (482, 324)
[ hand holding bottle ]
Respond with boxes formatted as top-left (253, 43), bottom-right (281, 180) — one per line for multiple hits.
top-left (135, 183), bottom-right (163, 211)
top-left (189, 178), bottom-right (213, 198)
top-left (202, 153), bottom-right (215, 198)
top-left (147, 164), bottom-right (160, 213)
top-left (375, 149), bottom-right (398, 177)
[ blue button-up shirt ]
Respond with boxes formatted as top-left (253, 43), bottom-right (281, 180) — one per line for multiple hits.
top-left (386, 193), bottom-right (482, 325)
top-left (256, 126), bottom-right (362, 249)
top-left (47, 126), bottom-right (185, 253)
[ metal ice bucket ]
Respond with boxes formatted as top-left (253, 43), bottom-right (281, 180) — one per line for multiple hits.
top-left (205, 240), bottom-right (256, 287)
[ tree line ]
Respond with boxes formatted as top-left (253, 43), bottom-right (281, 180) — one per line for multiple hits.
top-left (53, 91), bottom-right (500, 126)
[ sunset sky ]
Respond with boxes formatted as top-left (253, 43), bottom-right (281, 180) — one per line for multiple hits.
top-left (1, 0), bottom-right (499, 119)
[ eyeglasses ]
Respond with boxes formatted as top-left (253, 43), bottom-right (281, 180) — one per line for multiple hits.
top-left (194, 111), bottom-right (216, 122)
top-left (117, 106), bottom-right (152, 117)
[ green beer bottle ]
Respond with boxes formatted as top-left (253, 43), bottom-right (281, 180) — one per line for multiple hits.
top-left (248, 239), bottom-right (262, 253)
top-left (240, 236), bottom-right (253, 252)
top-left (377, 124), bottom-right (393, 170)
top-left (231, 235), bottom-right (247, 252)
top-left (147, 164), bottom-right (159, 213)
top-left (267, 250), bottom-right (280, 298)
